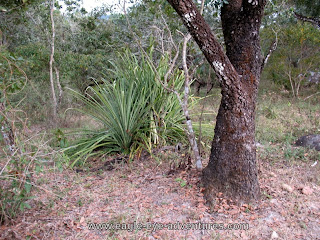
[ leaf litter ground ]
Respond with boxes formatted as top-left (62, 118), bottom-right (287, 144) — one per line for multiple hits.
top-left (1, 147), bottom-right (319, 240)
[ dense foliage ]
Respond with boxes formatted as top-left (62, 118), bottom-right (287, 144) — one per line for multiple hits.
top-left (294, 0), bottom-right (320, 17)
top-left (262, 22), bottom-right (320, 97)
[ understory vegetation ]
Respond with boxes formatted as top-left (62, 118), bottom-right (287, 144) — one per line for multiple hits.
top-left (65, 50), bottom-right (187, 167)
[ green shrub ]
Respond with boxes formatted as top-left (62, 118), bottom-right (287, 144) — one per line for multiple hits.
top-left (262, 22), bottom-right (320, 97)
top-left (65, 50), bottom-right (186, 167)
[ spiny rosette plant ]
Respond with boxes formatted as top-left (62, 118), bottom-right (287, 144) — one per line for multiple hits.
top-left (65, 49), bottom-right (188, 167)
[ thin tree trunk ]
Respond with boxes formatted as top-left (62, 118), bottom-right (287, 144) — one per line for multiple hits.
top-left (181, 34), bottom-right (202, 171)
top-left (54, 65), bottom-right (63, 106)
top-left (261, 34), bottom-right (278, 70)
top-left (0, 103), bottom-right (15, 155)
top-left (0, 28), bottom-right (3, 46)
top-left (49, 0), bottom-right (57, 120)
top-left (167, 0), bottom-right (266, 203)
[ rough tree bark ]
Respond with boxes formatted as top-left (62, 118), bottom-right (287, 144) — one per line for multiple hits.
top-left (167, 0), bottom-right (266, 203)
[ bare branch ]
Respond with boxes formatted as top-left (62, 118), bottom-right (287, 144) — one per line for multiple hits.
top-left (200, 0), bottom-right (205, 15)
top-left (181, 33), bottom-right (202, 170)
top-left (261, 30), bottom-right (278, 70)
top-left (166, 0), bottom-right (240, 93)
top-left (294, 12), bottom-right (320, 29)
top-left (304, 92), bottom-right (320, 101)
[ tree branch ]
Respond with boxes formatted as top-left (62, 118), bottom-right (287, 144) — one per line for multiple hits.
top-left (261, 31), bottom-right (278, 70)
top-left (166, 0), bottom-right (240, 92)
top-left (294, 12), bottom-right (320, 29)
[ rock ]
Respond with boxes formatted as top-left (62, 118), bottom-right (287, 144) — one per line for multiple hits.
top-left (311, 161), bottom-right (318, 167)
top-left (302, 186), bottom-right (313, 195)
top-left (295, 134), bottom-right (320, 151)
top-left (307, 71), bottom-right (320, 85)
top-left (256, 142), bottom-right (264, 148)
top-left (270, 199), bottom-right (280, 206)
top-left (271, 231), bottom-right (279, 239)
top-left (270, 172), bottom-right (277, 178)
top-left (282, 183), bottom-right (294, 192)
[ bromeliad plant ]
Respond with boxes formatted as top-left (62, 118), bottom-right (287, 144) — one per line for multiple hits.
top-left (65, 50), bottom-right (186, 167)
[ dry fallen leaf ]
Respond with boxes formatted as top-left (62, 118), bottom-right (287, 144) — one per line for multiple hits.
top-left (79, 217), bottom-right (85, 224)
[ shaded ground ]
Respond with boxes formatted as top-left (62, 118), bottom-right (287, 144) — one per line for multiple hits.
top-left (1, 145), bottom-right (319, 240)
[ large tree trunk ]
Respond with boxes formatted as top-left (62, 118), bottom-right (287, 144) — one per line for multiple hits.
top-left (166, 0), bottom-right (266, 203)
top-left (204, 1), bottom-right (265, 203)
